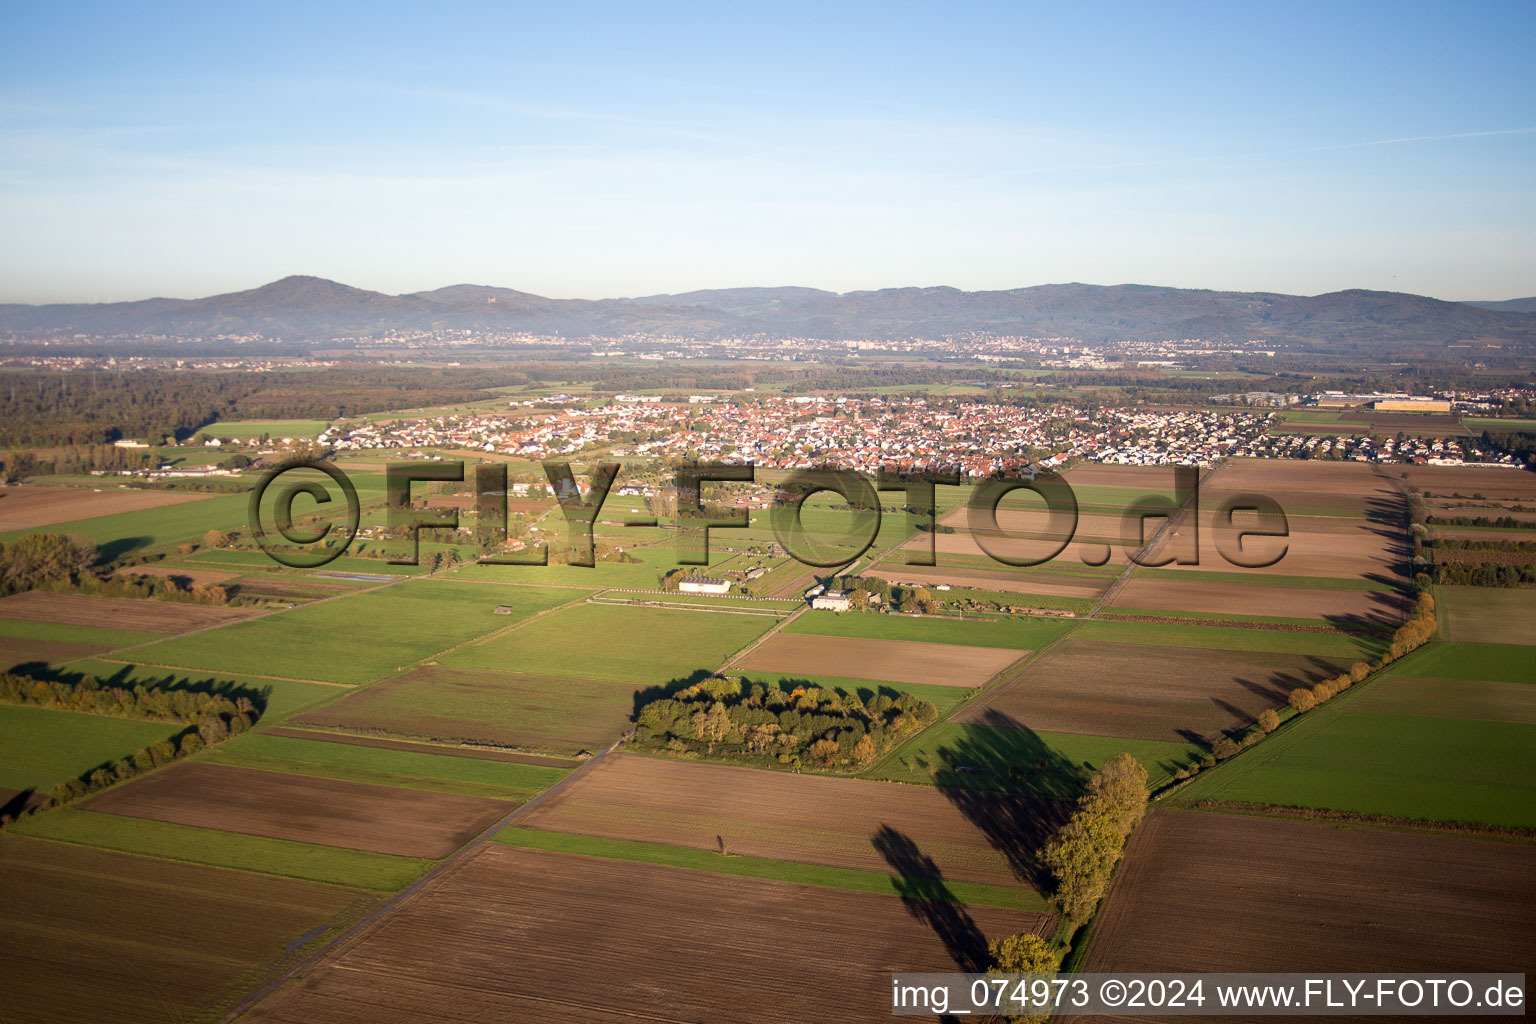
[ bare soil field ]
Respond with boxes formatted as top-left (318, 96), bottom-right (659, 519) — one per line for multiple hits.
top-left (1206, 458), bottom-right (1402, 519)
top-left (1085, 809), bottom-right (1535, 979)
top-left (0, 833), bottom-right (373, 1024)
top-left (1064, 464), bottom-right (1193, 490)
top-left (0, 634), bottom-right (103, 668)
top-left (1144, 510), bottom-right (1404, 580)
top-left (518, 753), bottom-right (1040, 888)
top-left (0, 484), bottom-right (210, 531)
top-left (113, 563), bottom-right (242, 586)
top-left (243, 843), bottom-right (1046, 1024)
top-left (736, 632), bottom-right (1023, 687)
top-left (83, 761), bottom-right (513, 858)
top-left (1110, 576), bottom-right (1407, 625)
top-left (1397, 464), bottom-right (1536, 502)
top-left (0, 590), bottom-right (255, 632)
top-left (910, 510), bottom-right (1145, 566)
top-left (869, 566), bottom-right (1106, 600)
top-left (954, 640), bottom-right (1350, 742)
top-left (1439, 587), bottom-right (1536, 645)
top-left (1340, 410), bottom-right (1470, 434)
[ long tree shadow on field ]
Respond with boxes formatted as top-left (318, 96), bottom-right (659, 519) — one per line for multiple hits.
top-left (18, 661), bottom-right (273, 715)
top-left (925, 710), bottom-right (1085, 892)
top-left (872, 825), bottom-right (990, 973)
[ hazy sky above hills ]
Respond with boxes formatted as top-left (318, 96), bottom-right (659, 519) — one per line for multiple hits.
top-left (1, 1), bottom-right (1533, 304)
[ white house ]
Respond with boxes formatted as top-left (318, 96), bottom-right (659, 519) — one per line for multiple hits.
top-left (811, 590), bottom-right (852, 612)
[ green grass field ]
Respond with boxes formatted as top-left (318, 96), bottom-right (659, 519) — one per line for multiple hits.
top-left (10, 807), bottom-right (428, 889)
top-left (1437, 587), bottom-right (1536, 647)
top-left (199, 419), bottom-right (330, 439)
top-left (867, 721), bottom-right (1202, 793)
top-left (444, 602), bottom-right (773, 686)
top-left (0, 491), bottom-right (253, 558)
top-left (205, 730), bottom-right (568, 800)
top-left (786, 611), bottom-right (1075, 650)
top-left (130, 579), bottom-right (582, 685)
top-left (1072, 619), bottom-right (1383, 659)
top-left (0, 705), bottom-right (181, 791)
top-left (1407, 642), bottom-right (1536, 684)
top-left (1173, 703), bottom-right (1536, 828)
top-left (494, 826), bottom-right (1044, 911)
top-left (0, 618), bottom-right (161, 649)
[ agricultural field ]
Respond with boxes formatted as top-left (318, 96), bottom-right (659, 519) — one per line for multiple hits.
top-left (517, 752), bottom-right (1045, 891)
top-left (293, 664), bottom-right (638, 755)
top-left (82, 761), bottom-right (515, 858)
top-left (1172, 644), bottom-right (1536, 828)
top-left (0, 835), bottom-right (377, 1024)
top-left (1438, 585), bottom-right (1536, 645)
top-left (0, 589), bottom-right (254, 633)
top-left (1108, 576), bottom-right (1405, 625)
top-left (735, 632), bottom-right (1022, 687)
top-left (953, 638), bottom-right (1350, 743)
top-left (0, 617), bottom-right (161, 668)
top-left (0, 483), bottom-right (212, 531)
top-left (205, 729), bottom-right (569, 800)
top-left (785, 608), bottom-right (1073, 649)
top-left (0, 704), bottom-right (180, 796)
top-left (867, 563), bottom-right (1107, 599)
top-left (1084, 809), bottom-right (1536, 975)
top-left (0, 489), bottom-right (254, 557)
top-left (443, 601), bottom-right (773, 686)
top-left (130, 579), bottom-right (579, 684)
top-left (197, 418), bottom-right (331, 439)
top-left (240, 843), bottom-right (1046, 1024)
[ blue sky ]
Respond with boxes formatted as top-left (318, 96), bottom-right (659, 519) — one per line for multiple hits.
top-left (2, 1), bottom-right (1533, 303)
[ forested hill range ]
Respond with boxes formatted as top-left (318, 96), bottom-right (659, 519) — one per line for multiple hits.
top-left (1, 276), bottom-right (1534, 351)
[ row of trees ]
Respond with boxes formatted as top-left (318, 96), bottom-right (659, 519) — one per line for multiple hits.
top-left (0, 671), bottom-right (256, 725)
top-left (1040, 753), bottom-right (1149, 923)
top-left (0, 670), bottom-right (260, 825)
top-left (1425, 514), bottom-right (1536, 530)
top-left (0, 443), bottom-right (159, 480)
top-left (632, 676), bottom-right (938, 769)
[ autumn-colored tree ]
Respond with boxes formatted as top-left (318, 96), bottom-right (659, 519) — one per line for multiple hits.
top-left (1349, 661), bottom-right (1371, 683)
top-left (1085, 752), bottom-right (1147, 836)
top-left (1041, 794), bottom-right (1122, 922)
top-left (851, 733), bottom-right (878, 765)
top-left (985, 932), bottom-right (1059, 1024)
top-left (1257, 708), bottom-right (1280, 733)
top-left (1288, 688), bottom-right (1316, 713)
top-left (689, 701), bottom-right (734, 753)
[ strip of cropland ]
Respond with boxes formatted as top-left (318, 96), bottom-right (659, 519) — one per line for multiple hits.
top-left (239, 843), bottom-right (1046, 1024)
top-left (0, 834), bottom-right (378, 1024)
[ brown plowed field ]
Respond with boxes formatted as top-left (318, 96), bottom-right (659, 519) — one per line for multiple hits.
top-left (736, 633), bottom-right (1023, 687)
top-left (243, 843), bottom-right (1048, 1024)
top-left (0, 834), bottom-right (373, 1024)
top-left (1110, 576), bottom-right (1407, 624)
top-left (0, 590), bottom-right (255, 632)
top-left (1143, 511), bottom-right (1404, 579)
top-left (0, 484), bottom-right (211, 530)
top-left (868, 565), bottom-right (1105, 599)
top-left (519, 753), bottom-right (1043, 888)
top-left (1085, 809), bottom-right (1536, 977)
top-left (0, 634), bottom-right (103, 668)
top-left (112, 563), bottom-right (241, 586)
top-left (953, 639), bottom-right (1351, 742)
top-left (907, 510), bottom-right (1145, 565)
top-left (83, 761), bottom-right (513, 858)
top-left (1396, 464), bottom-right (1536, 500)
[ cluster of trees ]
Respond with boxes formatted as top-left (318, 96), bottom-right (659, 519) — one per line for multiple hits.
top-left (1421, 536), bottom-right (1536, 587)
top-left (0, 670), bottom-right (259, 824)
top-left (1480, 429), bottom-right (1536, 468)
top-left (821, 574), bottom-right (943, 614)
top-left (72, 570), bottom-right (239, 606)
top-left (0, 532), bottom-right (96, 596)
top-left (1426, 561), bottom-right (1536, 587)
top-left (632, 676), bottom-right (938, 768)
top-left (1040, 753), bottom-right (1148, 923)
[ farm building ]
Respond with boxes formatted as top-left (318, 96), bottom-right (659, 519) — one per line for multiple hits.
top-left (678, 577), bottom-right (731, 595)
top-left (811, 590), bottom-right (852, 612)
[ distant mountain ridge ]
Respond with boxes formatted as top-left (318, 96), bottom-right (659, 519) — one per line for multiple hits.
top-left (1, 275), bottom-right (1533, 349)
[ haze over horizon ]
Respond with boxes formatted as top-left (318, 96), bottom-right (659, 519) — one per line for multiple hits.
top-left (3, 1), bottom-right (1534, 305)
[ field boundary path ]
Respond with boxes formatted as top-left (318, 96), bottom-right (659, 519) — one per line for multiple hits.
top-left (216, 739), bottom-right (623, 1024)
